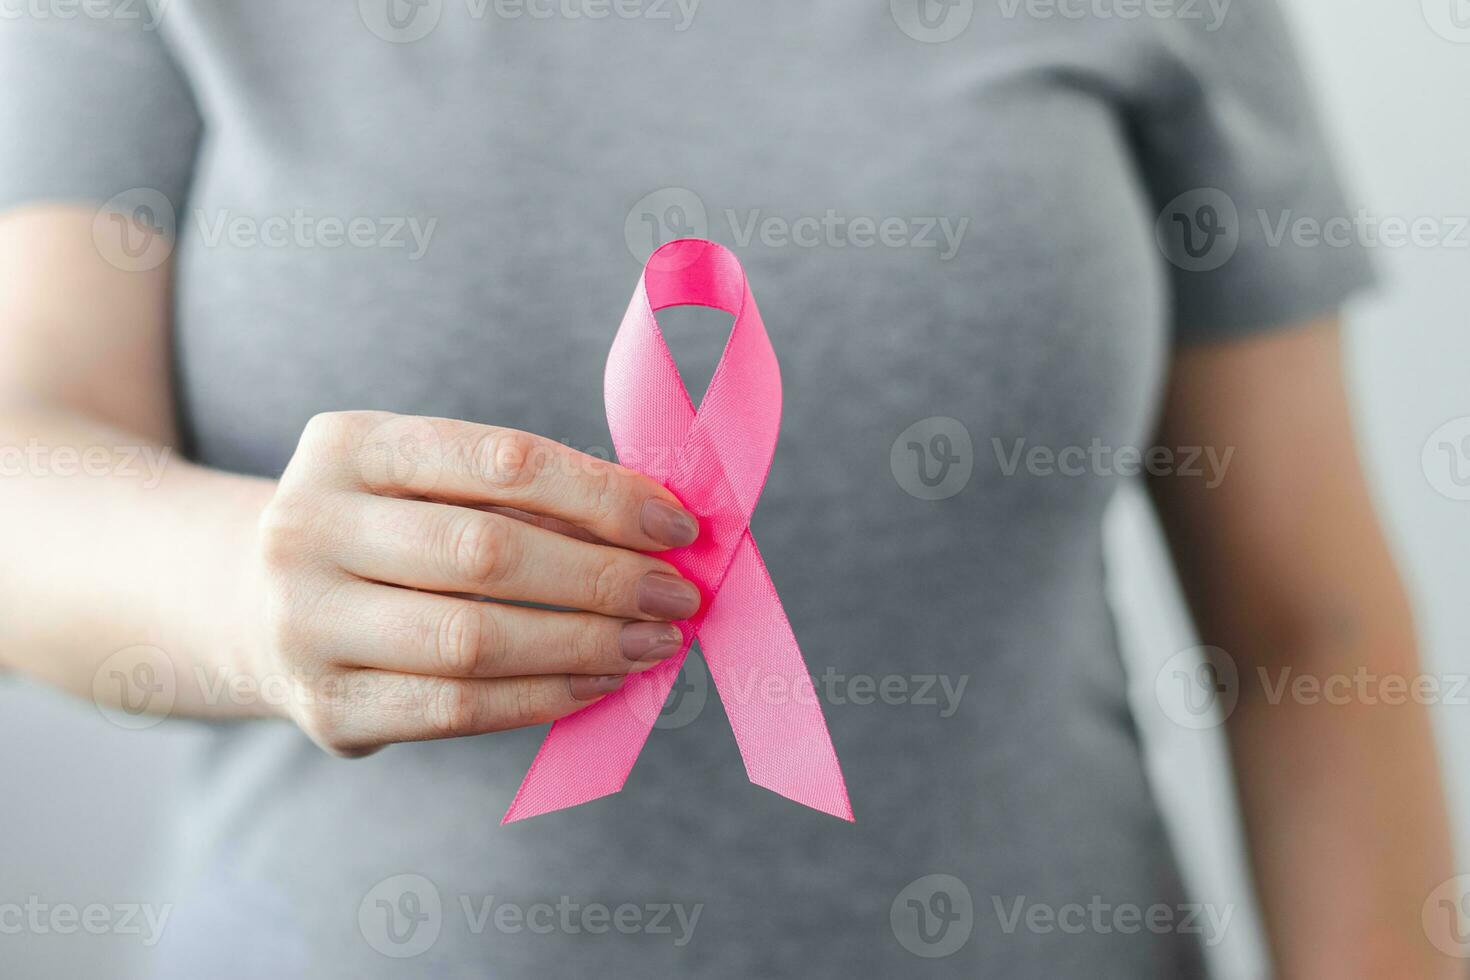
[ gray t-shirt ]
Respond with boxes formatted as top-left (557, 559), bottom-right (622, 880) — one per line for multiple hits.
top-left (1, 2), bottom-right (1370, 977)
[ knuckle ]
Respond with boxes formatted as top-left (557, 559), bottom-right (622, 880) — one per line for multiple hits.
top-left (570, 617), bottom-right (615, 673)
top-left (473, 428), bottom-right (546, 492)
top-left (449, 514), bottom-right (516, 588)
top-left (507, 679), bottom-right (548, 727)
top-left (295, 692), bottom-right (347, 751)
top-left (585, 553), bottom-right (627, 612)
top-left (424, 678), bottom-right (477, 736)
top-left (357, 415), bottom-right (440, 491)
top-left (321, 743), bottom-right (379, 760)
top-left (303, 717), bottom-right (344, 752)
top-left (255, 490), bottom-right (337, 574)
top-left (301, 411), bottom-right (366, 452)
top-left (586, 463), bottom-right (623, 529)
top-left (255, 502), bottom-right (302, 570)
top-left (257, 570), bottom-right (343, 667)
top-left (433, 603), bottom-right (487, 676)
top-left (293, 671), bottom-right (384, 758)
top-left (310, 722), bottom-right (372, 758)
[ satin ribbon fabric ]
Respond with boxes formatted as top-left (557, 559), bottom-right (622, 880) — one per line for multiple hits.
top-left (502, 239), bottom-right (853, 824)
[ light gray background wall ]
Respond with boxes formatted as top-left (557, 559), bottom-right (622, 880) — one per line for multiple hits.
top-left (1, 2), bottom-right (1466, 976)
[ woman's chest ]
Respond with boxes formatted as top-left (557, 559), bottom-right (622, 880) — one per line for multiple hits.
top-left (170, 3), bottom-right (1170, 507)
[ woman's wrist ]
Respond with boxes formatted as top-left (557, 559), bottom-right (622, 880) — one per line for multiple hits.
top-left (163, 467), bottom-right (284, 720)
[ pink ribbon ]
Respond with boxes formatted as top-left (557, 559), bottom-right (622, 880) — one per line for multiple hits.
top-left (502, 239), bottom-right (853, 824)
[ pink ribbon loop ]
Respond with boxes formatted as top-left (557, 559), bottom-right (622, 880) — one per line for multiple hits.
top-left (502, 239), bottom-right (854, 824)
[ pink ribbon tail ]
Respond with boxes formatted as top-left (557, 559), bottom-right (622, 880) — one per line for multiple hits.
top-left (502, 239), bottom-right (852, 825)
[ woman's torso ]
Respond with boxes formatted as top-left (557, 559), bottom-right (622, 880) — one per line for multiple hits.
top-left (156, 3), bottom-right (1201, 976)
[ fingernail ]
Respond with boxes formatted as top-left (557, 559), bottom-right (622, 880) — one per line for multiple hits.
top-left (620, 621), bottom-right (683, 662)
top-left (570, 674), bottom-right (627, 701)
top-left (636, 572), bottom-right (702, 620)
top-left (640, 498), bottom-right (699, 548)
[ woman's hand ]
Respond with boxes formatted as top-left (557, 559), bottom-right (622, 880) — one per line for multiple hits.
top-left (0, 209), bottom-right (704, 749)
top-left (248, 410), bottom-right (702, 757)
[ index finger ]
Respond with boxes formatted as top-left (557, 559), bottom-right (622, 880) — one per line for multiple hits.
top-left (351, 415), bottom-right (699, 552)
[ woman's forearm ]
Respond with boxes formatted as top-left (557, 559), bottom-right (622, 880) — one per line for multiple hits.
top-left (0, 405), bottom-right (276, 717)
top-left (1221, 602), bottom-right (1456, 978)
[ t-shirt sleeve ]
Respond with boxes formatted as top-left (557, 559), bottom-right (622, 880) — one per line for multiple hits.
top-left (0, 7), bottom-right (200, 218)
top-left (1128, 0), bottom-right (1375, 344)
